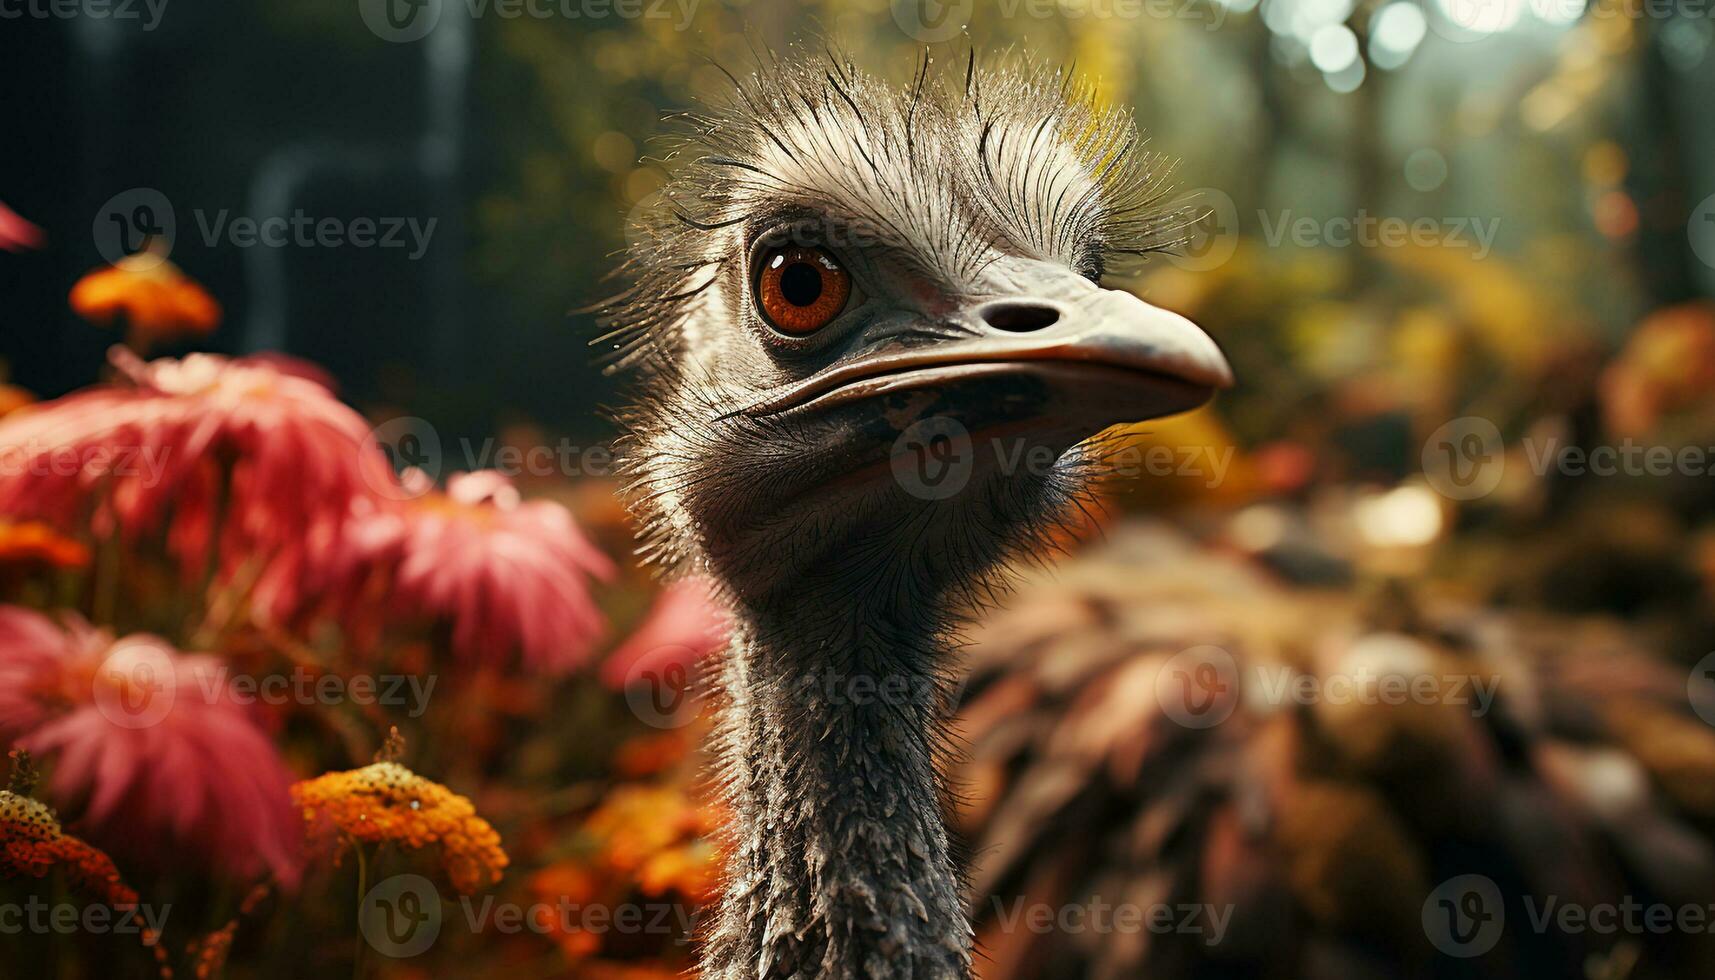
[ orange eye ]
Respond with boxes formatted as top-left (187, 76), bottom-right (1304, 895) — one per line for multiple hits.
top-left (755, 246), bottom-right (851, 336)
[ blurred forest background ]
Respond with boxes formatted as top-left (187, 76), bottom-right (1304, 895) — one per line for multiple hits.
top-left (6, 0), bottom-right (1715, 977)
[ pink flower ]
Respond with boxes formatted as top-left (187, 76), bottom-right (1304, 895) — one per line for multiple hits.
top-left (0, 607), bottom-right (302, 886)
top-left (0, 201), bottom-right (44, 253)
top-left (601, 576), bottom-right (730, 688)
top-left (339, 471), bottom-right (615, 673)
top-left (0, 347), bottom-right (393, 616)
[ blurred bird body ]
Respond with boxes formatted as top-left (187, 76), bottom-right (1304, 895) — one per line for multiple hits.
top-left (956, 521), bottom-right (1715, 980)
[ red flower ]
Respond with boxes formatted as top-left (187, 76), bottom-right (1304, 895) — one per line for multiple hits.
top-left (0, 201), bottom-right (44, 253)
top-left (0, 607), bottom-right (303, 887)
top-left (0, 347), bottom-right (393, 620)
top-left (601, 576), bottom-right (729, 688)
top-left (336, 471), bottom-right (615, 672)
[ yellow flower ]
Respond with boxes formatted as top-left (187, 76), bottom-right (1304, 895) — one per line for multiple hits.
top-left (291, 760), bottom-right (508, 894)
top-left (0, 759), bottom-right (139, 909)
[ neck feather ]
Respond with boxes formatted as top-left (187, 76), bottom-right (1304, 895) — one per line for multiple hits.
top-left (700, 595), bottom-right (972, 980)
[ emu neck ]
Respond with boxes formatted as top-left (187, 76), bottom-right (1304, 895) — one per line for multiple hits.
top-left (703, 594), bottom-right (971, 980)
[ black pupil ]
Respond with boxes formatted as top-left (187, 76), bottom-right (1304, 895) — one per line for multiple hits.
top-left (779, 262), bottom-right (823, 307)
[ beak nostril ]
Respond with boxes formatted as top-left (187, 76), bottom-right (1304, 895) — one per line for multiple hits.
top-left (978, 302), bottom-right (1060, 333)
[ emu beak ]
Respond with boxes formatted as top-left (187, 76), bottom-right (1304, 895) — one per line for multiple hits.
top-left (748, 258), bottom-right (1233, 442)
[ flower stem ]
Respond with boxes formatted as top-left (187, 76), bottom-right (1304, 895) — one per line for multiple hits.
top-left (351, 839), bottom-right (369, 980)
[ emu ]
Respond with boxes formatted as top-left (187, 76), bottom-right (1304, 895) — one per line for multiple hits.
top-left (601, 51), bottom-right (1231, 979)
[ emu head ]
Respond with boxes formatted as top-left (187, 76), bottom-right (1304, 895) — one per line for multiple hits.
top-left (603, 53), bottom-right (1232, 610)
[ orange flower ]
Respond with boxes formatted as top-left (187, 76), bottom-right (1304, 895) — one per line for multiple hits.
top-left (0, 786), bottom-right (138, 908)
top-left (69, 252), bottom-right (221, 349)
top-left (292, 760), bottom-right (508, 894)
top-left (0, 521), bottom-right (91, 570)
top-left (576, 782), bottom-right (725, 901)
top-left (612, 730), bottom-right (693, 779)
top-left (636, 840), bottom-right (721, 904)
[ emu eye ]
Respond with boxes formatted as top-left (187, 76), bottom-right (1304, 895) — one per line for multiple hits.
top-left (755, 246), bottom-right (851, 336)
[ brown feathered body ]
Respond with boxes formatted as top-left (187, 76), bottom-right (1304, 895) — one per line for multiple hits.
top-left (955, 521), bottom-right (1715, 980)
